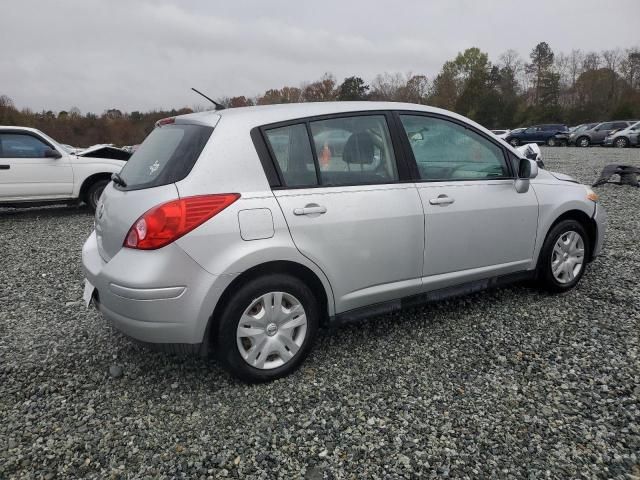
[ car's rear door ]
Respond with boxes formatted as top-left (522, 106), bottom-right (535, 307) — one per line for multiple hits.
top-left (0, 131), bottom-right (73, 201)
top-left (264, 112), bottom-right (425, 313)
top-left (396, 113), bottom-right (539, 291)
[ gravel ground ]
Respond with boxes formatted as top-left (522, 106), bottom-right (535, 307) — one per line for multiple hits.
top-left (1, 147), bottom-right (639, 479)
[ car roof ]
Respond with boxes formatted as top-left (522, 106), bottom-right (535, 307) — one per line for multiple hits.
top-left (175, 101), bottom-right (488, 131)
top-left (0, 126), bottom-right (45, 134)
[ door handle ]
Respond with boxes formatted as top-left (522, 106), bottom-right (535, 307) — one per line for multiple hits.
top-left (293, 205), bottom-right (327, 216)
top-left (429, 195), bottom-right (455, 206)
top-left (0, 165), bottom-right (9, 170)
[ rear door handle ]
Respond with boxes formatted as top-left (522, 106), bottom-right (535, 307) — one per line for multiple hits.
top-left (293, 205), bottom-right (327, 216)
top-left (429, 195), bottom-right (455, 206)
top-left (0, 165), bottom-right (9, 170)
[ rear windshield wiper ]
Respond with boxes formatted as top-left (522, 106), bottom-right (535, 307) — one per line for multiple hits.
top-left (111, 172), bottom-right (127, 187)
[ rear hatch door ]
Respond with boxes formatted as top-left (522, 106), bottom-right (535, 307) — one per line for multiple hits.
top-left (94, 121), bottom-right (214, 262)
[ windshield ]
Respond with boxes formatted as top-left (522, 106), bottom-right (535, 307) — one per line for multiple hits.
top-left (118, 123), bottom-right (213, 190)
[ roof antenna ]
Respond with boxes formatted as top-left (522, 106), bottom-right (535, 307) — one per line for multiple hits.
top-left (191, 87), bottom-right (225, 110)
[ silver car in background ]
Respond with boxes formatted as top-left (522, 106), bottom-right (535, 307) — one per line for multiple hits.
top-left (82, 102), bottom-right (606, 382)
top-left (570, 120), bottom-right (635, 147)
top-left (603, 121), bottom-right (640, 148)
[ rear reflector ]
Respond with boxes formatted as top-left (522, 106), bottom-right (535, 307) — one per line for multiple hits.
top-left (124, 194), bottom-right (240, 250)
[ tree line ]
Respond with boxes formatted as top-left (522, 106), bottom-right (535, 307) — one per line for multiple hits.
top-left (1, 42), bottom-right (639, 147)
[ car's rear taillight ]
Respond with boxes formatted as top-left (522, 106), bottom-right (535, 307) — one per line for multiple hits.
top-left (124, 194), bottom-right (240, 250)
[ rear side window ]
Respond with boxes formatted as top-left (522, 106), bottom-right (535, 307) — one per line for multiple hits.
top-left (118, 124), bottom-right (213, 190)
top-left (265, 124), bottom-right (318, 188)
top-left (613, 122), bottom-right (629, 129)
top-left (309, 115), bottom-right (399, 186)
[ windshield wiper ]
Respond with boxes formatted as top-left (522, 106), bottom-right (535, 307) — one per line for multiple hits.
top-left (111, 172), bottom-right (127, 187)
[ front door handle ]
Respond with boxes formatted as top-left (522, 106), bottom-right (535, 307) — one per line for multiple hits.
top-left (429, 195), bottom-right (455, 206)
top-left (293, 204), bottom-right (327, 216)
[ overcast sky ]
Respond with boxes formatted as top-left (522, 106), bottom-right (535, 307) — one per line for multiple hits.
top-left (1, 0), bottom-right (638, 113)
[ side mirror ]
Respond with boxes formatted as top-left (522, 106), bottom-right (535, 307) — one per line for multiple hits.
top-left (515, 158), bottom-right (538, 193)
top-left (43, 148), bottom-right (62, 159)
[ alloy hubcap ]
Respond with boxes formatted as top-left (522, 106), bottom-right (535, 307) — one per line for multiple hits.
top-left (551, 231), bottom-right (585, 284)
top-left (236, 291), bottom-right (307, 370)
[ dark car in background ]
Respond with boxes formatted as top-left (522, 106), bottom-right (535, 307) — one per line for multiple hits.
top-left (569, 120), bottom-right (636, 147)
top-left (505, 124), bottom-right (569, 147)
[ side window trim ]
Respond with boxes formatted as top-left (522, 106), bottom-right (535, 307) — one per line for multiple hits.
top-left (255, 110), bottom-right (412, 190)
top-left (392, 110), bottom-right (516, 182)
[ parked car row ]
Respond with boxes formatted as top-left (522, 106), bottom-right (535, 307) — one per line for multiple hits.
top-left (501, 120), bottom-right (640, 148)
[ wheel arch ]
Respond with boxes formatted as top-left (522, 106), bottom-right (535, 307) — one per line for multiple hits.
top-left (205, 260), bottom-right (332, 349)
top-left (79, 172), bottom-right (112, 202)
top-left (545, 209), bottom-right (598, 262)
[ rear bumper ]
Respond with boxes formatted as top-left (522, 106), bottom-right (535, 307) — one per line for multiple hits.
top-left (603, 138), bottom-right (614, 146)
top-left (592, 203), bottom-right (607, 259)
top-left (82, 230), bottom-right (237, 347)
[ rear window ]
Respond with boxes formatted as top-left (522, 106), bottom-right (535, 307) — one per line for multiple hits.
top-left (118, 123), bottom-right (213, 190)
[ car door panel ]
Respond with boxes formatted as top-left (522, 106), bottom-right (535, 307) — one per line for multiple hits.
top-left (275, 184), bottom-right (425, 312)
top-left (264, 114), bottom-right (425, 314)
top-left (416, 180), bottom-right (538, 289)
top-left (396, 113), bottom-right (539, 292)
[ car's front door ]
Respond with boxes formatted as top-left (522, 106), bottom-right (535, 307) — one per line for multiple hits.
top-left (263, 114), bottom-right (425, 313)
top-left (0, 132), bottom-right (73, 201)
top-left (397, 113), bottom-right (539, 291)
top-left (592, 123), bottom-right (615, 144)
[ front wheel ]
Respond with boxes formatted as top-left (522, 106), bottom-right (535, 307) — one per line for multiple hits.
top-left (614, 137), bottom-right (629, 148)
top-left (576, 136), bottom-right (590, 147)
top-left (215, 274), bottom-right (319, 382)
top-left (536, 220), bottom-right (590, 293)
top-left (86, 179), bottom-right (109, 211)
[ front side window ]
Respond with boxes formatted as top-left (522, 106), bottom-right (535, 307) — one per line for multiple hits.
top-left (265, 124), bottom-right (317, 188)
top-left (119, 123), bottom-right (213, 190)
top-left (0, 133), bottom-right (50, 158)
top-left (400, 115), bottom-right (509, 181)
top-left (309, 115), bottom-right (398, 186)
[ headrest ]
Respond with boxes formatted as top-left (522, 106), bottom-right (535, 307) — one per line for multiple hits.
top-left (342, 131), bottom-right (375, 165)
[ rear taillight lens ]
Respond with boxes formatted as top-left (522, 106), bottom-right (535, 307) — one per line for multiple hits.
top-left (124, 194), bottom-right (240, 250)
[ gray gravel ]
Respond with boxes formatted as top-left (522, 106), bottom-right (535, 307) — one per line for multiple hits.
top-left (1, 147), bottom-right (639, 479)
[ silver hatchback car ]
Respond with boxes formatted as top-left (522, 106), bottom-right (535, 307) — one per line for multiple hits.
top-left (82, 102), bottom-right (606, 382)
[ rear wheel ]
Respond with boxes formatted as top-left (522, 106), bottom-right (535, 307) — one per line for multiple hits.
top-left (509, 138), bottom-right (520, 147)
top-left (576, 136), bottom-right (590, 147)
top-left (215, 274), bottom-right (319, 382)
top-left (614, 137), bottom-right (629, 148)
top-left (547, 137), bottom-right (556, 147)
top-left (86, 179), bottom-right (109, 211)
top-left (536, 220), bottom-right (590, 293)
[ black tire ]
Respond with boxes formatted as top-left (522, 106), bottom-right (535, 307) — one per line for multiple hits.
top-left (215, 273), bottom-right (319, 383)
top-left (560, 139), bottom-right (568, 147)
top-left (536, 219), bottom-right (590, 293)
top-left (509, 138), bottom-right (520, 147)
top-left (576, 136), bottom-right (590, 147)
top-left (547, 137), bottom-right (556, 147)
top-left (614, 137), bottom-right (629, 148)
top-left (86, 179), bottom-right (109, 211)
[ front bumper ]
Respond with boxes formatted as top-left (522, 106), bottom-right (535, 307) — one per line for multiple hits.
top-left (82, 230), bottom-right (236, 348)
top-left (592, 203), bottom-right (607, 259)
